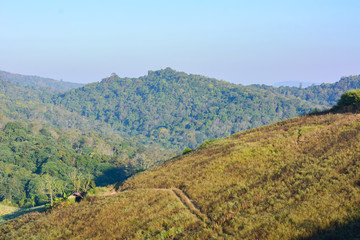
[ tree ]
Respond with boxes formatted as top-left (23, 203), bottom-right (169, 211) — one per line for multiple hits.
top-left (41, 174), bottom-right (61, 207)
top-left (68, 169), bottom-right (94, 193)
top-left (334, 89), bottom-right (360, 112)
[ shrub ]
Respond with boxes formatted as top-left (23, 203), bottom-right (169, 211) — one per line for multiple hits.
top-left (334, 89), bottom-right (360, 112)
top-left (182, 148), bottom-right (192, 155)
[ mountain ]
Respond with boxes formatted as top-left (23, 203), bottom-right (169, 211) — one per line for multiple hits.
top-left (2, 68), bottom-right (360, 153)
top-left (252, 75), bottom-right (360, 107)
top-left (0, 70), bottom-right (83, 92)
top-left (272, 81), bottom-right (318, 88)
top-left (0, 78), bottom-right (128, 136)
top-left (2, 109), bottom-right (360, 239)
top-left (51, 68), bottom-right (318, 149)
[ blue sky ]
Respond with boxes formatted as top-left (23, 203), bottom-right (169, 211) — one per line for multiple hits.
top-left (0, 0), bottom-right (359, 84)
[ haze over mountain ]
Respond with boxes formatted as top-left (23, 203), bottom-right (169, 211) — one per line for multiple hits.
top-left (252, 75), bottom-right (360, 107)
top-left (272, 81), bottom-right (318, 88)
top-left (0, 70), bottom-right (83, 92)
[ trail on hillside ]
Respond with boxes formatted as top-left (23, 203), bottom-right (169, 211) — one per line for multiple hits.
top-left (170, 188), bottom-right (210, 223)
top-left (116, 188), bottom-right (210, 224)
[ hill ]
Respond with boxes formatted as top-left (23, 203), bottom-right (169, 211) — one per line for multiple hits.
top-left (51, 68), bottom-right (318, 149)
top-left (272, 81), bottom-right (318, 88)
top-left (0, 78), bottom-right (118, 134)
top-left (2, 68), bottom-right (360, 153)
top-left (0, 70), bottom-right (83, 92)
top-left (2, 111), bottom-right (360, 239)
top-left (252, 75), bottom-right (360, 107)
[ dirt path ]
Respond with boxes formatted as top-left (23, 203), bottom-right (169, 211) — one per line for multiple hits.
top-left (169, 188), bottom-right (209, 223)
top-left (117, 187), bottom-right (210, 223)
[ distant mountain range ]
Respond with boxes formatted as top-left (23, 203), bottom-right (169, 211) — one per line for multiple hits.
top-left (0, 70), bottom-right (83, 91)
top-left (272, 81), bottom-right (318, 88)
top-left (1, 68), bottom-right (359, 151)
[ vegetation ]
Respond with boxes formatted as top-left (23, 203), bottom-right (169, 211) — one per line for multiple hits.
top-left (2, 112), bottom-right (360, 239)
top-left (332, 89), bottom-right (360, 112)
top-left (52, 68), bottom-right (318, 149)
top-left (0, 70), bottom-right (83, 92)
top-left (0, 119), bottom-right (171, 207)
top-left (2, 69), bottom-right (360, 153)
top-left (251, 75), bottom-right (360, 107)
top-left (0, 78), bottom-right (115, 133)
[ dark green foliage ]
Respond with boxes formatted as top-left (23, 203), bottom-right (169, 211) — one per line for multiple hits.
top-left (182, 148), bottom-right (192, 155)
top-left (333, 89), bottom-right (360, 112)
top-left (251, 75), bottom-right (360, 107)
top-left (52, 68), bottom-right (316, 150)
top-left (0, 120), bottom-right (170, 207)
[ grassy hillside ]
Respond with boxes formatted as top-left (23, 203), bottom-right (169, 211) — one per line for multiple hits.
top-left (0, 70), bottom-right (83, 92)
top-left (2, 112), bottom-right (360, 239)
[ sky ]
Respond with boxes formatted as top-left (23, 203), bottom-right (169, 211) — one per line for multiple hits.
top-left (0, 0), bottom-right (359, 85)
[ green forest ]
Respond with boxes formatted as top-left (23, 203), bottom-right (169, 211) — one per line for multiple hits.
top-left (51, 68), bottom-right (317, 149)
top-left (0, 119), bottom-right (170, 207)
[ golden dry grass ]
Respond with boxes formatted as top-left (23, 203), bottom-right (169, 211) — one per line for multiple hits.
top-left (2, 113), bottom-right (360, 239)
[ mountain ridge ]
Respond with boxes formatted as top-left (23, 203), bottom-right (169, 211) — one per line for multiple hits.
top-left (0, 70), bottom-right (83, 92)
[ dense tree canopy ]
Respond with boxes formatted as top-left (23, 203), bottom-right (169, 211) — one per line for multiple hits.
top-left (0, 120), bottom-right (170, 207)
top-left (52, 68), bottom-right (316, 149)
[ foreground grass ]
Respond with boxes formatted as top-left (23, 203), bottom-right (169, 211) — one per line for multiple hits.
top-left (0, 190), bottom-right (212, 239)
top-left (0, 205), bottom-right (45, 225)
top-left (122, 113), bottom-right (360, 239)
top-left (1, 113), bottom-right (360, 239)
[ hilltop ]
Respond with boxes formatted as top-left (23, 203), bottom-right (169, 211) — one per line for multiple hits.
top-left (0, 70), bottom-right (83, 92)
top-left (2, 111), bottom-right (360, 239)
top-left (51, 68), bottom-right (318, 149)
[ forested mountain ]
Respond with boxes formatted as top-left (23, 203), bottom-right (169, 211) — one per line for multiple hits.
top-left (2, 109), bottom-right (360, 239)
top-left (0, 119), bottom-right (170, 207)
top-left (51, 68), bottom-right (318, 149)
top-left (0, 70), bottom-right (83, 92)
top-left (252, 75), bottom-right (360, 107)
top-left (0, 78), bottom-right (114, 134)
top-left (2, 68), bottom-right (360, 152)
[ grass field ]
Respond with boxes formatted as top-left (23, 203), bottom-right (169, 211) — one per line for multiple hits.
top-left (0, 205), bottom-right (46, 225)
top-left (1, 112), bottom-right (360, 239)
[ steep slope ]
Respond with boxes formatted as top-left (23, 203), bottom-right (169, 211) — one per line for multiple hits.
top-left (52, 68), bottom-right (317, 149)
top-left (0, 70), bottom-right (83, 91)
top-left (252, 74), bottom-right (360, 107)
top-left (3, 112), bottom-right (360, 239)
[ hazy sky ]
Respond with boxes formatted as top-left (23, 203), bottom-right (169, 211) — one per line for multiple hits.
top-left (1, 0), bottom-right (359, 85)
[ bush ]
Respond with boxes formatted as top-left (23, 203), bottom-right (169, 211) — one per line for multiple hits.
top-left (334, 89), bottom-right (360, 112)
top-left (182, 148), bottom-right (192, 155)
